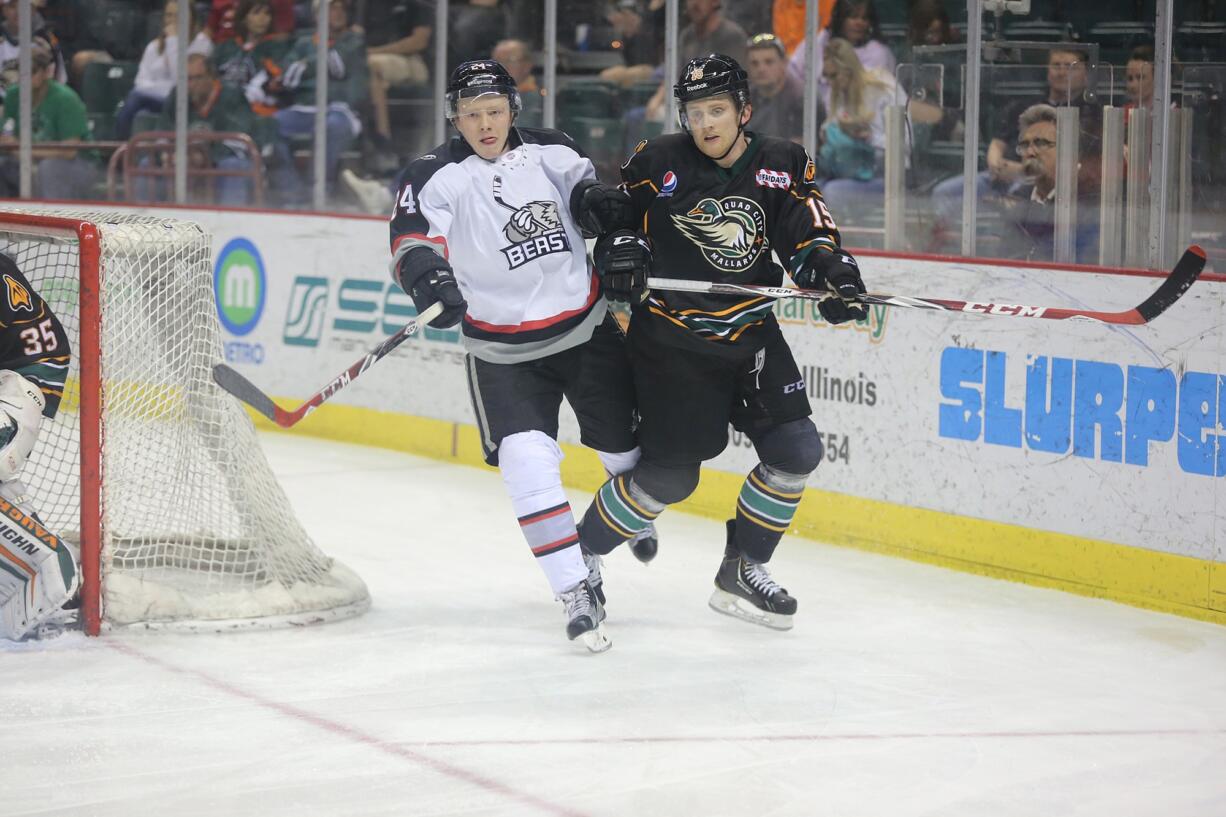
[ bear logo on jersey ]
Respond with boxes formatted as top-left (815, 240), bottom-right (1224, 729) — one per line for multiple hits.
top-left (3, 274), bottom-right (33, 312)
top-left (492, 175), bottom-right (572, 270)
top-left (671, 196), bottom-right (767, 273)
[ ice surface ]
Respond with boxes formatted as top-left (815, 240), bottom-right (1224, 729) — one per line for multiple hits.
top-left (3, 432), bottom-right (1225, 817)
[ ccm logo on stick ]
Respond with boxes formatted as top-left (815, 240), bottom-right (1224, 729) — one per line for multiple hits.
top-left (962, 302), bottom-right (1046, 317)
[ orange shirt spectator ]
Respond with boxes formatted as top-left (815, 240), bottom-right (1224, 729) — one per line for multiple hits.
top-left (773, 0), bottom-right (834, 56)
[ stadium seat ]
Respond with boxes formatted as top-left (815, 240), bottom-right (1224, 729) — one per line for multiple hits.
top-left (1087, 22), bottom-right (1154, 67)
top-left (1003, 20), bottom-right (1076, 43)
top-left (556, 80), bottom-right (618, 120)
top-left (1176, 23), bottom-right (1226, 62)
top-left (80, 61), bottom-right (138, 116)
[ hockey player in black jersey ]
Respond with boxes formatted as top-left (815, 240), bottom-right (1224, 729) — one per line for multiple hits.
top-left (578, 54), bottom-right (869, 630)
top-left (0, 252), bottom-right (76, 640)
top-left (387, 60), bottom-right (653, 652)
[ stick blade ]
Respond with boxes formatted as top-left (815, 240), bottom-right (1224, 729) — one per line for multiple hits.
top-left (212, 363), bottom-right (282, 424)
top-left (1135, 245), bottom-right (1207, 323)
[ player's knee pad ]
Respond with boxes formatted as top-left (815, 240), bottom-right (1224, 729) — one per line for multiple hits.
top-left (0, 371), bottom-right (45, 483)
top-left (633, 460), bottom-right (702, 506)
top-left (0, 494), bottom-right (77, 640)
top-left (755, 418), bottom-right (823, 480)
top-left (497, 430), bottom-right (565, 507)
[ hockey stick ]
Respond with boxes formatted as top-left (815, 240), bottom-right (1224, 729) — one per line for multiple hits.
top-left (211, 301), bottom-right (445, 428)
top-left (645, 245), bottom-right (1206, 325)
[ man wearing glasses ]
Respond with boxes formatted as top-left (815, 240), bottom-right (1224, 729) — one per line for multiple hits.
top-left (997, 103), bottom-right (1100, 263)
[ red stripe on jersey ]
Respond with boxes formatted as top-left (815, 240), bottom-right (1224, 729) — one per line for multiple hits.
top-left (464, 275), bottom-right (600, 334)
top-left (392, 232), bottom-right (449, 260)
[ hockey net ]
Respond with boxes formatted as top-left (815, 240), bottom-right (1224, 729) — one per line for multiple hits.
top-left (0, 208), bottom-right (369, 634)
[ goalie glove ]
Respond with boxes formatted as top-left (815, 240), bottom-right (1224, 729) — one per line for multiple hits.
top-left (793, 249), bottom-right (868, 325)
top-left (593, 230), bottom-right (651, 305)
top-left (395, 248), bottom-right (467, 329)
top-left (0, 370), bottom-right (45, 482)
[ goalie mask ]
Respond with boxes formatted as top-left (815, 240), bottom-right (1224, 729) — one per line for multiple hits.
top-left (673, 53), bottom-right (750, 134)
top-left (445, 60), bottom-right (523, 120)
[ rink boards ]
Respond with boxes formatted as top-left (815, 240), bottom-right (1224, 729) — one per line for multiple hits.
top-left (123, 206), bottom-right (1226, 624)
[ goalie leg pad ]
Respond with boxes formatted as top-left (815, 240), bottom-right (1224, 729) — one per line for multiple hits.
top-left (0, 494), bottom-right (77, 640)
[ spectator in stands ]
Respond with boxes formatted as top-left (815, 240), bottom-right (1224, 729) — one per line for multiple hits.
top-left (0, 0), bottom-right (66, 93)
top-left (267, 0), bottom-right (367, 201)
top-left (901, 0), bottom-right (961, 137)
top-left (816, 37), bottom-right (905, 217)
top-left (207, 0), bottom-right (294, 41)
top-left (600, 0), bottom-right (661, 88)
top-left (930, 45), bottom-right (1097, 250)
top-left (644, 0), bottom-right (748, 121)
top-left (447, 0), bottom-right (506, 75)
top-left (115, 0), bottom-right (214, 140)
top-left (492, 39), bottom-right (536, 92)
top-left (0, 44), bottom-right (96, 200)
top-left (212, 0), bottom-right (291, 107)
top-left (746, 32), bottom-right (811, 143)
top-left (363, 0), bottom-right (431, 155)
top-left (773, 0), bottom-right (834, 57)
top-left (1125, 44), bottom-right (1155, 112)
top-left (143, 54), bottom-right (263, 205)
top-left (996, 103), bottom-right (1100, 264)
top-left (787, 0), bottom-right (896, 89)
top-left (722, 0), bottom-right (771, 37)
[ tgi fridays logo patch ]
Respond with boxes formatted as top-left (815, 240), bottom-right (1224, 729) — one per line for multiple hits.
top-left (755, 169), bottom-right (792, 189)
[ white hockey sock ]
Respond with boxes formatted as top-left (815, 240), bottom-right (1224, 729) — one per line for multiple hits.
top-left (596, 446), bottom-right (641, 477)
top-left (499, 431), bottom-right (586, 595)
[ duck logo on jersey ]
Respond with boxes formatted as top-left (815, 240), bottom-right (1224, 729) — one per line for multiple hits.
top-left (3, 275), bottom-right (32, 312)
top-left (659, 170), bottom-right (678, 197)
top-left (492, 174), bottom-right (571, 270)
top-left (671, 196), bottom-right (767, 273)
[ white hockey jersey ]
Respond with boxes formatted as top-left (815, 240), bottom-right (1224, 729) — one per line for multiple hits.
top-left (389, 128), bottom-right (606, 364)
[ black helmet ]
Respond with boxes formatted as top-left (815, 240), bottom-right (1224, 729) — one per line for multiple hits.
top-left (673, 53), bottom-right (750, 132)
top-left (445, 60), bottom-right (522, 119)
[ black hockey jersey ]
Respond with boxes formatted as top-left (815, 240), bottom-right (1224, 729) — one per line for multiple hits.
top-left (0, 253), bottom-right (70, 418)
top-left (620, 131), bottom-right (842, 355)
top-left (389, 127), bottom-right (605, 364)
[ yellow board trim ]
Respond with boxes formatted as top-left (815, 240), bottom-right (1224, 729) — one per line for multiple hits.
top-left (249, 401), bottom-right (1226, 627)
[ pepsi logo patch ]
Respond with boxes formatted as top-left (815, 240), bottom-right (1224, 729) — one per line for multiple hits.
top-left (755, 169), bottom-right (792, 189)
top-left (659, 170), bottom-right (678, 197)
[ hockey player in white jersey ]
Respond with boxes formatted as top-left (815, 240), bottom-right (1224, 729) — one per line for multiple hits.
top-left (388, 60), bottom-right (648, 652)
top-left (0, 252), bottom-right (76, 640)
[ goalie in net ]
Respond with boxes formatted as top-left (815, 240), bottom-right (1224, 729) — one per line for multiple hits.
top-left (0, 250), bottom-right (77, 640)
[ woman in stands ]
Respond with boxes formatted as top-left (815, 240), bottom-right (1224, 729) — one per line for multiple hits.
top-left (787, 0), bottom-right (897, 90)
top-left (816, 37), bottom-right (905, 219)
top-left (211, 0), bottom-right (291, 116)
top-left (115, 0), bottom-right (213, 140)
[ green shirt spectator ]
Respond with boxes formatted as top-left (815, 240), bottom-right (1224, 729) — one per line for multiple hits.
top-left (273, 28), bottom-right (369, 110)
top-left (0, 46), bottom-right (97, 200)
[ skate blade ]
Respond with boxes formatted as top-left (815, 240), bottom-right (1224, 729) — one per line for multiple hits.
top-left (708, 589), bottom-right (794, 631)
top-left (578, 623), bottom-right (612, 653)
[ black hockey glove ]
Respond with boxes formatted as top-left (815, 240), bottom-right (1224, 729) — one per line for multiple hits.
top-left (570, 178), bottom-right (637, 238)
top-left (593, 229), bottom-right (651, 305)
top-left (396, 249), bottom-right (467, 329)
top-left (793, 249), bottom-right (868, 325)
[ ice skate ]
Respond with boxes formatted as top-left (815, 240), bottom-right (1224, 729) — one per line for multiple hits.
top-left (629, 523), bottom-right (658, 563)
top-left (581, 546), bottom-right (605, 605)
top-left (708, 521), bottom-right (797, 630)
top-left (558, 579), bottom-right (610, 652)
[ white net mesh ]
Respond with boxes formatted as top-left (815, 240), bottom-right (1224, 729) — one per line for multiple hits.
top-left (0, 208), bottom-right (369, 630)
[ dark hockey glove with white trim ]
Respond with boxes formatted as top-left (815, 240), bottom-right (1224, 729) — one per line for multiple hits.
top-left (793, 249), bottom-right (868, 325)
top-left (570, 178), bottom-right (637, 238)
top-left (396, 249), bottom-right (467, 329)
top-left (594, 230), bottom-right (651, 305)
